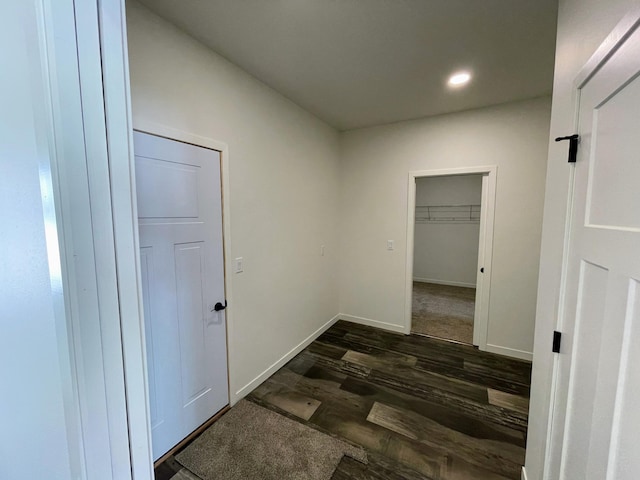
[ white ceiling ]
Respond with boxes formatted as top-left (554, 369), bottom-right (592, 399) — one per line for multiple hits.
top-left (137, 0), bottom-right (558, 131)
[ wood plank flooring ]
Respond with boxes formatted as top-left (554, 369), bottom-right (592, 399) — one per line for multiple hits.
top-left (248, 320), bottom-right (532, 480)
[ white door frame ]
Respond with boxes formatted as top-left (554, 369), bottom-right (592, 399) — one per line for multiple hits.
top-left (35, 0), bottom-right (156, 477)
top-left (98, 1), bottom-right (153, 476)
top-left (76, 2), bottom-right (236, 474)
top-left (404, 166), bottom-right (497, 351)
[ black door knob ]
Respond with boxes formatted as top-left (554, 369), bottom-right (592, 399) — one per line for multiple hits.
top-left (214, 300), bottom-right (227, 311)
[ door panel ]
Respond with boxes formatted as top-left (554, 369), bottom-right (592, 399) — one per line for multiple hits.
top-left (136, 157), bottom-right (200, 219)
top-left (549, 20), bottom-right (640, 480)
top-left (139, 247), bottom-right (160, 429)
top-left (175, 242), bottom-right (209, 407)
top-left (587, 75), bottom-right (640, 230)
top-left (134, 131), bottom-right (228, 460)
top-left (607, 280), bottom-right (640, 478)
top-left (561, 261), bottom-right (608, 479)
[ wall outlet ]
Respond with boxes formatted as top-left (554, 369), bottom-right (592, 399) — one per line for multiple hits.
top-left (387, 240), bottom-right (394, 251)
top-left (234, 257), bottom-right (243, 273)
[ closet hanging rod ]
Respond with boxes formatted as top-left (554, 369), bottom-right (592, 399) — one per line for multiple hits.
top-left (415, 204), bottom-right (481, 224)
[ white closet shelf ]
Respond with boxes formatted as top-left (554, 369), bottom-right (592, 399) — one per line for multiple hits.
top-left (415, 204), bottom-right (480, 224)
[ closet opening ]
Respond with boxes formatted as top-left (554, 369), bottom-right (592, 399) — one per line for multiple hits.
top-left (404, 166), bottom-right (496, 349)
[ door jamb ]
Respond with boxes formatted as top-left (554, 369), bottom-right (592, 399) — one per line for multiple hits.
top-left (40, 0), bottom-right (157, 477)
top-left (68, 2), bottom-right (238, 477)
top-left (404, 166), bottom-right (497, 352)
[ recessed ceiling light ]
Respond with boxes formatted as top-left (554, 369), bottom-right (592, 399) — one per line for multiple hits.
top-left (448, 71), bottom-right (472, 88)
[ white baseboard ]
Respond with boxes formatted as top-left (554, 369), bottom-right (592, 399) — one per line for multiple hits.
top-left (413, 277), bottom-right (476, 289)
top-left (339, 314), bottom-right (406, 334)
top-left (232, 313), bottom-right (340, 403)
top-left (486, 343), bottom-right (533, 362)
top-left (521, 466), bottom-right (528, 480)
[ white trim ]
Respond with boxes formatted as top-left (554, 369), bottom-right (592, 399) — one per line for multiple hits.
top-left (73, 1), bottom-right (134, 476)
top-left (340, 314), bottom-right (407, 334)
top-left (132, 118), bottom-right (230, 153)
top-left (39, 0), bottom-right (153, 476)
top-left (41, 0), bottom-right (141, 477)
top-left (408, 166), bottom-right (496, 178)
top-left (522, 466), bottom-right (528, 480)
top-left (234, 314), bottom-right (341, 400)
top-left (33, 1), bottom-right (86, 476)
top-left (99, 1), bottom-right (154, 477)
top-left (413, 277), bottom-right (476, 289)
top-left (574, 7), bottom-right (640, 89)
top-left (405, 166), bottom-right (497, 348)
top-left (486, 344), bottom-right (533, 362)
top-left (541, 150), bottom-right (578, 480)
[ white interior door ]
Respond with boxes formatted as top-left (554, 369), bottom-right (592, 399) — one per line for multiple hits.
top-left (547, 20), bottom-right (640, 480)
top-left (472, 173), bottom-right (489, 347)
top-left (134, 131), bottom-right (229, 460)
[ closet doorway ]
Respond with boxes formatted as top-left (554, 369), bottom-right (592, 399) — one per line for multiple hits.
top-left (404, 166), bottom-right (496, 349)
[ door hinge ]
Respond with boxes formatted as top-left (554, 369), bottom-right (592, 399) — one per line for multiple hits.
top-left (552, 330), bottom-right (562, 353)
top-left (555, 134), bottom-right (579, 163)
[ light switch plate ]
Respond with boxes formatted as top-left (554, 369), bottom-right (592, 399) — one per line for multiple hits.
top-left (235, 257), bottom-right (243, 273)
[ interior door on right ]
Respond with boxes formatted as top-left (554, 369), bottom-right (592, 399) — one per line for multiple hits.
top-left (547, 20), bottom-right (640, 480)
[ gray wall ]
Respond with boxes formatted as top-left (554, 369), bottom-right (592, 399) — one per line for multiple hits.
top-left (339, 97), bottom-right (551, 358)
top-left (413, 175), bottom-right (482, 287)
top-left (127, 1), bottom-right (342, 401)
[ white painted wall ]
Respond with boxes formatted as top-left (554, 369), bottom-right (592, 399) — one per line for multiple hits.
top-left (126, 1), bottom-right (341, 401)
top-left (413, 175), bottom-right (482, 287)
top-left (339, 97), bottom-right (551, 357)
top-left (0, 2), bottom-right (74, 478)
top-left (526, 1), bottom-right (639, 479)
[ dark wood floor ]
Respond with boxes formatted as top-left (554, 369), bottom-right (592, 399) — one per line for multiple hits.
top-left (248, 320), bottom-right (531, 480)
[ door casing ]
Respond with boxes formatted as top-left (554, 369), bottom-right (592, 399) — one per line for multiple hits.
top-left (404, 166), bottom-right (497, 353)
